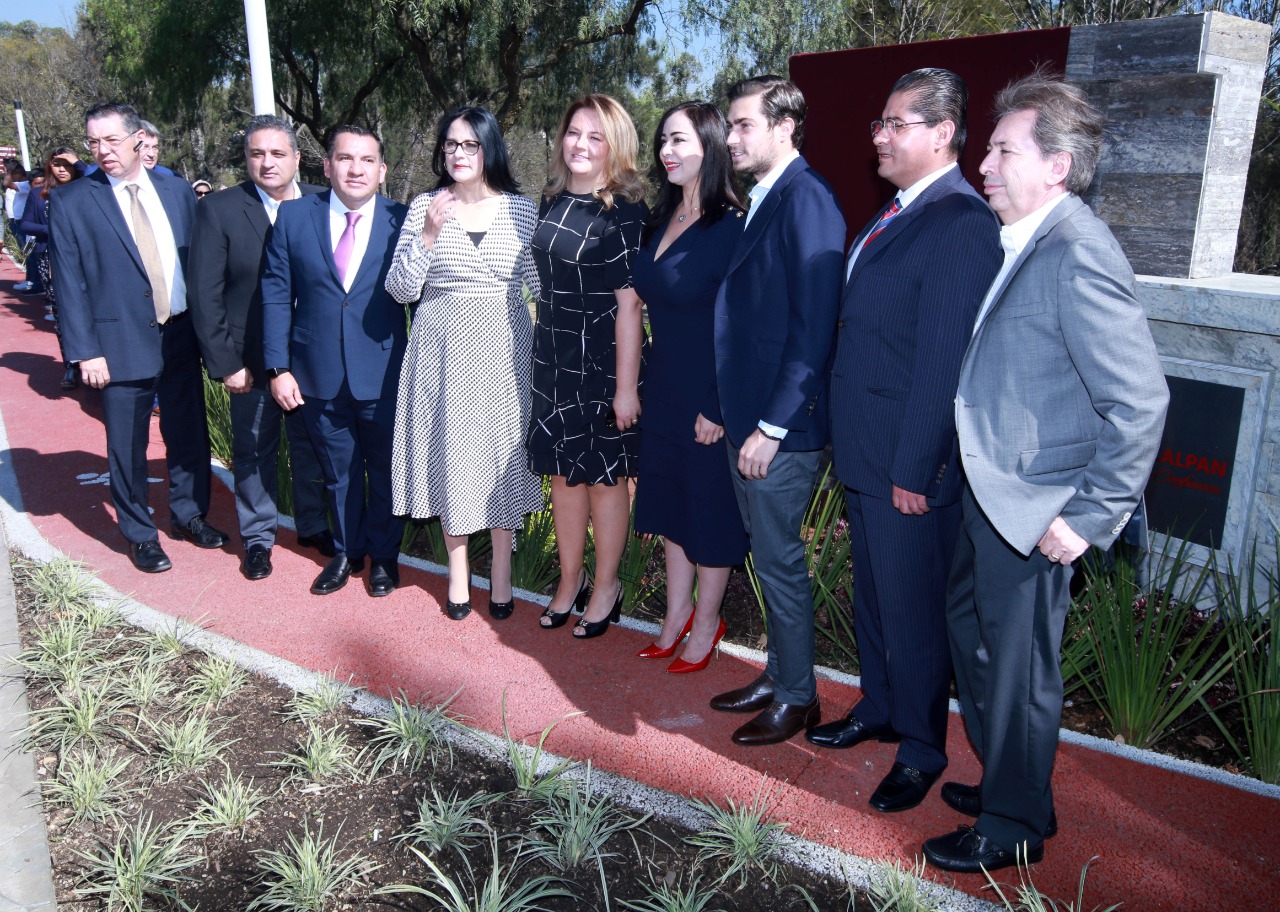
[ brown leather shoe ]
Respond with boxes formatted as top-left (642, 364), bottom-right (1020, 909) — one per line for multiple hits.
top-left (710, 672), bottom-right (775, 714)
top-left (731, 697), bottom-right (821, 746)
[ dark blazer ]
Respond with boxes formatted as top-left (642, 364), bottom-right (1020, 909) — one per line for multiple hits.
top-left (48, 169), bottom-right (196, 382)
top-left (260, 191), bottom-right (408, 401)
top-left (709, 155), bottom-right (845, 450)
top-left (830, 167), bottom-right (1002, 504)
top-left (188, 181), bottom-right (322, 380)
top-left (17, 192), bottom-right (48, 254)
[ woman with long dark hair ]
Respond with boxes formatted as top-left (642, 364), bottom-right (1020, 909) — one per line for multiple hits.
top-left (631, 102), bottom-right (748, 672)
top-left (386, 106), bottom-right (543, 621)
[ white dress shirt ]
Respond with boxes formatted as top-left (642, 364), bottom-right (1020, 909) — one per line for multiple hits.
top-left (256, 182), bottom-right (302, 225)
top-left (845, 161), bottom-right (957, 279)
top-left (328, 192), bottom-right (378, 292)
top-left (106, 168), bottom-right (186, 315)
top-left (972, 192), bottom-right (1072, 334)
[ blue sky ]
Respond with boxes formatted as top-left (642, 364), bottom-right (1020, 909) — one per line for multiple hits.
top-left (0, 0), bottom-right (78, 29)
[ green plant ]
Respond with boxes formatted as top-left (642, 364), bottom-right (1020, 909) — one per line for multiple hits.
top-left (984, 854), bottom-right (1120, 911)
top-left (283, 674), bottom-right (354, 722)
top-left (396, 785), bottom-right (497, 857)
top-left (182, 654), bottom-right (248, 708)
top-left (866, 858), bottom-right (942, 912)
top-left (685, 786), bottom-right (788, 889)
top-left (378, 832), bottom-right (572, 912)
top-left (143, 617), bottom-right (200, 660)
top-left (501, 691), bottom-right (581, 801)
top-left (248, 825), bottom-right (373, 911)
top-left (148, 712), bottom-right (235, 778)
top-left (620, 875), bottom-right (722, 912)
top-left (356, 690), bottom-right (459, 776)
top-left (43, 748), bottom-right (134, 826)
top-left (204, 372), bottom-right (234, 465)
top-left (188, 774), bottom-right (269, 835)
top-left (272, 722), bottom-right (362, 785)
top-left (805, 472), bottom-right (856, 670)
top-left (403, 516), bottom-right (493, 565)
top-left (25, 685), bottom-right (125, 754)
top-left (14, 555), bottom-right (106, 617)
top-left (512, 478), bottom-right (561, 594)
top-left (618, 505), bottom-right (663, 613)
top-left (527, 766), bottom-right (648, 908)
top-left (75, 815), bottom-right (201, 912)
top-left (1072, 544), bottom-right (1233, 749)
top-left (14, 618), bottom-right (116, 693)
top-left (115, 654), bottom-right (175, 709)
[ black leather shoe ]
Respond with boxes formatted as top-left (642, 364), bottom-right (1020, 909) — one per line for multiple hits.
top-left (170, 515), bottom-right (230, 549)
top-left (870, 762), bottom-right (939, 813)
top-left (311, 555), bottom-right (363, 595)
top-left (489, 598), bottom-right (514, 620)
top-left (297, 529), bottom-right (337, 558)
top-left (923, 825), bottom-right (1043, 873)
top-left (445, 600), bottom-right (471, 620)
top-left (731, 698), bottom-right (821, 746)
top-left (939, 782), bottom-right (1058, 838)
top-left (128, 540), bottom-right (172, 573)
top-left (710, 672), bottom-right (775, 714)
top-left (368, 561), bottom-right (399, 597)
top-left (805, 711), bottom-right (900, 749)
top-left (241, 545), bottom-right (272, 581)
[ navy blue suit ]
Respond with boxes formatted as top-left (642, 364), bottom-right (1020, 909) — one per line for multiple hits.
top-left (829, 165), bottom-right (1001, 773)
top-left (712, 155), bottom-right (845, 706)
top-left (261, 191), bottom-right (408, 562)
top-left (49, 169), bottom-right (213, 545)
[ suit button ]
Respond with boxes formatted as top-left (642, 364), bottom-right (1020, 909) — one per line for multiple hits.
top-left (837, 320), bottom-right (846, 328)
top-left (343, 300), bottom-right (350, 308)
top-left (144, 290), bottom-right (152, 297)
top-left (149, 320), bottom-right (157, 327)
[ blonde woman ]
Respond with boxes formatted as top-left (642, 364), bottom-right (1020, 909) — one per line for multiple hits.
top-left (526, 94), bottom-right (648, 639)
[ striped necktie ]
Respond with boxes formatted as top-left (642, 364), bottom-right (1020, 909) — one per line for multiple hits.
top-left (863, 197), bottom-right (902, 246)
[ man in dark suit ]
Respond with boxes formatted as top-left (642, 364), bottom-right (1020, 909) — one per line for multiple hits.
top-left (261, 125), bottom-right (408, 597)
top-left (50, 102), bottom-right (228, 572)
top-left (922, 74), bottom-right (1168, 872)
top-left (188, 115), bottom-right (333, 581)
top-left (707, 76), bottom-right (846, 746)
top-left (809, 70), bottom-right (1002, 813)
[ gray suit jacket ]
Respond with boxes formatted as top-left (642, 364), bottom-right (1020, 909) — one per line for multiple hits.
top-left (955, 194), bottom-right (1169, 556)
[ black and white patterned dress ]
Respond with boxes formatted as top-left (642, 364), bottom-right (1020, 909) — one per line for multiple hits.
top-left (386, 190), bottom-right (544, 535)
top-left (526, 192), bottom-right (647, 485)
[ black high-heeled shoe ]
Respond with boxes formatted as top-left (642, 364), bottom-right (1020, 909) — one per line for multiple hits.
top-left (489, 597), bottom-right (514, 620)
top-left (445, 600), bottom-right (471, 620)
top-left (540, 572), bottom-right (590, 629)
top-left (573, 583), bottom-right (623, 640)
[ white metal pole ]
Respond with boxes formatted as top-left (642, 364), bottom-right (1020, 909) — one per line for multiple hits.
top-left (243, 0), bottom-right (276, 115)
top-left (13, 101), bottom-right (31, 170)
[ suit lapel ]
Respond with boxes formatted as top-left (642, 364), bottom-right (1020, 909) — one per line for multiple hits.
top-left (725, 155), bottom-right (808, 276)
top-left (87, 173), bottom-right (146, 275)
top-left (980, 195), bottom-right (1082, 326)
top-left (239, 181), bottom-right (269, 243)
top-left (311, 192), bottom-right (344, 287)
top-left (153, 175), bottom-right (187, 245)
top-left (347, 196), bottom-right (392, 292)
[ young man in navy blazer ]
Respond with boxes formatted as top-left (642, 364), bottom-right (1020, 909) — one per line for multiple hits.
top-left (810, 69), bottom-right (1002, 813)
top-left (261, 125), bottom-right (409, 598)
top-left (50, 102), bottom-right (228, 573)
top-left (707, 76), bottom-right (846, 746)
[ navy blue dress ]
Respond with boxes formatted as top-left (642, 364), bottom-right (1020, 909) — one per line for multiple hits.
top-left (632, 207), bottom-right (748, 567)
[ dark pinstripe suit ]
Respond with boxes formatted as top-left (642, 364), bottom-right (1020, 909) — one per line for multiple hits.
top-left (828, 165), bottom-right (1001, 774)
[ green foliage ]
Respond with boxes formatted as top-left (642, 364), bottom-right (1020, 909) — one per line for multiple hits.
top-left (807, 469), bottom-right (856, 669)
top-left (501, 691), bottom-right (582, 801)
top-left (685, 786), bottom-right (787, 888)
top-left (356, 690), bottom-right (460, 776)
top-left (512, 478), bottom-right (561, 594)
top-left (44, 748), bottom-right (135, 826)
top-left (188, 774), bottom-right (269, 835)
top-left (182, 654), bottom-right (249, 709)
top-left (984, 854), bottom-right (1120, 912)
top-left (75, 815), bottom-right (202, 912)
top-left (25, 685), bottom-right (126, 755)
top-left (147, 712), bottom-right (235, 779)
top-left (396, 786), bottom-right (499, 857)
top-left (620, 876), bottom-right (722, 912)
top-left (866, 858), bottom-right (942, 912)
top-left (203, 371), bottom-right (233, 466)
top-left (272, 722), bottom-right (363, 786)
top-left (283, 674), bottom-right (355, 723)
top-left (1071, 544), bottom-right (1233, 750)
top-left (13, 555), bottom-right (108, 617)
top-left (620, 517), bottom-right (664, 614)
top-left (249, 825), bottom-right (374, 912)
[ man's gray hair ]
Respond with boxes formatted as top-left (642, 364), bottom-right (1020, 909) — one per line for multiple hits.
top-left (138, 119), bottom-right (160, 139)
top-left (244, 114), bottom-right (299, 154)
top-left (992, 73), bottom-right (1103, 195)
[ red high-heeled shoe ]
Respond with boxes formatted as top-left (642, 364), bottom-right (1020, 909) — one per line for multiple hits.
top-left (667, 618), bottom-right (727, 674)
top-left (636, 613), bottom-right (694, 659)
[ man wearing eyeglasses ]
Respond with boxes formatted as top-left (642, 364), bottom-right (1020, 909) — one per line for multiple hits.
top-left (810, 70), bottom-right (1002, 813)
top-left (49, 102), bottom-right (229, 573)
top-left (187, 114), bottom-right (334, 581)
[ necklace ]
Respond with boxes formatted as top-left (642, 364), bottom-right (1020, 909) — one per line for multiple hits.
top-left (677, 204), bottom-right (700, 223)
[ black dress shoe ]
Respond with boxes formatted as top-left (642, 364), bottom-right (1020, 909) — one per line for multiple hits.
top-left (731, 698), bottom-right (821, 746)
top-left (311, 555), bottom-right (363, 595)
top-left (242, 545), bottom-right (272, 581)
top-left (939, 782), bottom-right (1058, 838)
top-left (488, 598), bottom-right (514, 620)
top-left (297, 529), bottom-right (337, 558)
top-left (128, 540), bottom-right (172, 573)
top-left (445, 600), bottom-right (471, 620)
top-left (710, 672), bottom-right (775, 714)
top-left (923, 825), bottom-right (1043, 873)
top-left (170, 515), bottom-right (230, 549)
top-left (870, 762), bottom-right (939, 813)
top-left (368, 561), bottom-right (399, 597)
top-left (805, 711), bottom-right (900, 749)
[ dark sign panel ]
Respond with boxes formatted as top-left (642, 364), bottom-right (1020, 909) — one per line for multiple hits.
top-left (1145, 375), bottom-right (1243, 549)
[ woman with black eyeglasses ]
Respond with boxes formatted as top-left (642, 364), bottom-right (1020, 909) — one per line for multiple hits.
top-left (385, 106), bottom-right (543, 622)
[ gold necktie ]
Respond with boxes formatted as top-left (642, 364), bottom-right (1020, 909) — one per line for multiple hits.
top-left (126, 183), bottom-right (170, 323)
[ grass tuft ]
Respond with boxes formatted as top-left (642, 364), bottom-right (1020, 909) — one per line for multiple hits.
top-left (282, 673), bottom-right (355, 723)
top-left (620, 875), bottom-right (721, 912)
top-left (357, 689), bottom-right (459, 776)
top-left (866, 858), bottom-right (941, 912)
top-left (43, 748), bottom-right (134, 826)
top-left (188, 774), bottom-right (269, 835)
top-left (182, 654), bottom-right (249, 709)
top-left (248, 824), bottom-right (374, 911)
top-left (148, 712), bottom-right (235, 778)
top-left (396, 785), bottom-right (497, 858)
top-left (272, 722), bottom-right (362, 786)
top-left (501, 690), bottom-right (581, 801)
top-left (685, 785), bottom-right (787, 888)
top-left (75, 814), bottom-right (201, 912)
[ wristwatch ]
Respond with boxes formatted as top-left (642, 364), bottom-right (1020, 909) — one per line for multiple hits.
top-left (264, 368), bottom-right (290, 378)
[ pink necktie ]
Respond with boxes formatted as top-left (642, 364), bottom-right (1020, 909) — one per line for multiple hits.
top-left (863, 198), bottom-right (902, 246)
top-left (334, 211), bottom-right (361, 284)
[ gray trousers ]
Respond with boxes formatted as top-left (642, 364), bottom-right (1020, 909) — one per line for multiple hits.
top-left (726, 442), bottom-right (821, 705)
top-left (946, 486), bottom-right (1069, 852)
top-left (229, 386), bottom-right (329, 549)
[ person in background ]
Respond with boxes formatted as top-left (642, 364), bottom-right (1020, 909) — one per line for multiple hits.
top-left (6, 161), bottom-right (42, 295)
top-left (192, 179), bottom-right (213, 199)
top-left (39, 148), bottom-right (85, 389)
top-left (386, 106), bottom-right (543, 621)
top-left (630, 101), bottom-right (747, 673)
top-left (138, 121), bottom-right (176, 177)
top-left (526, 94), bottom-right (648, 640)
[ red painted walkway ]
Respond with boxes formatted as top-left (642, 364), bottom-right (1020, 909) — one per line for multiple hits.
top-left (1, 261), bottom-right (1275, 910)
